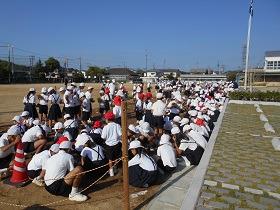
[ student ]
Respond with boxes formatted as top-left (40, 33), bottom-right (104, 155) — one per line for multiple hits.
top-left (0, 126), bottom-right (20, 170)
top-left (53, 122), bottom-right (72, 143)
top-left (89, 121), bottom-right (103, 146)
top-left (128, 140), bottom-right (157, 188)
top-left (143, 92), bottom-right (153, 125)
top-left (21, 111), bottom-right (34, 129)
top-left (22, 120), bottom-right (47, 154)
top-left (47, 87), bottom-right (62, 126)
top-left (44, 141), bottom-right (88, 202)
top-left (23, 87), bottom-right (38, 119)
top-left (101, 111), bottom-right (122, 177)
top-left (85, 86), bottom-right (94, 116)
top-left (63, 114), bottom-right (79, 141)
top-left (98, 90), bottom-right (109, 116)
top-left (112, 96), bottom-right (122, 125)
top-left (127, 124), bottom-right (139, 143)
top-left (36, 87), bottom-right (48, 122)
top-left (156, 134), bottom-right (177, 172)
top-left (135, 93), bottom-right (144, 121)
top-left (74, 129), bottom-right (93, 152)
top-left (80, 92), bottom-right (91, 124)
top-left (63, 86), bottom-right (75, 118)
top-left (27, 144), bottom-right (60, 186)
top-left (12, 115), bottom-right (26, 135)
top-left (151, 93), bottom-right (166, 136)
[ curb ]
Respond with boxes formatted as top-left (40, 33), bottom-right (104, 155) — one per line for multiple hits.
top-left (180, 98), bottom-right (229, 210)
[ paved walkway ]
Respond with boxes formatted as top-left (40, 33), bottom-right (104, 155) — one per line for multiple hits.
top-left (141, 160), bottom-right (196, 210)
top-left (196, 103), bottom-right (280, 209)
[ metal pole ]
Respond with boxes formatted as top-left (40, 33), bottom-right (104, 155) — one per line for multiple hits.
top-left (8, 45), bottom-right (11, 83)
top-left (121, 101), bottom-right (130, 210)
top-left (244, 0), bottom-right (253, 90)
top-left (145, 50), bottom-right (148, 75)
top-left (79, 57), bottom-right (82, 71)
top-left (11, 45), bottom-right (14, 82)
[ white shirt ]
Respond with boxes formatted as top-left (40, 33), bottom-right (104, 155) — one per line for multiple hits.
top-left (39, 94), bottom-right (49, 105)
top-left (152, 100), bottom-right (166, 116)
top-left (143, 101), bottom-right (153, 110)
top-left (28, 150), bottom-right (50, 171)
top-left (187, 130), bottom-right (207, 149)
top-left (49, 93), bottom-right (60, 104)
top-left (157, 143), bottom-right (177, 168)
top-left (135, 99), bottom-right (143, 111)
top-left (82, 98), bottom-right (91, 112)
top-left (44, 150), bottom-right (74, 186)
top-left (179, 139), bottom-right (197, 151)
top-left (63, 91), bottom-right (74, 108)
top-left (81, 146), bottom-right (105, 161)
top-left (109, 83), bottom-right (116, 94)
top-left (0, 133), bottom-right (14, 158)
top-left (64, 119), bottom-right (78, 129)
top-left (22, 126), bottom-right (43, 143)
top-left (101, 122), bottom-right (122, 146)
top-left (129, 154), bottom-right (157, 171)
top-left (75, 133), bottom-right (93, 152)
top-left (85, 91), bottom-right (92, 100)
top-left (113, 106), bottom-right (122, 118)
top-left (100, 95), bottom-right (109, 108)
top-left (23, 94), bottom-right (36, 104)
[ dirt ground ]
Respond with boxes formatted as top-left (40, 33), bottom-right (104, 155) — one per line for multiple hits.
top-left (0, 82), bottom-right (160, 210)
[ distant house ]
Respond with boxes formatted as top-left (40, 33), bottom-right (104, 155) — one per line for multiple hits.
top-left (160, 69), bottom-right (181, 78)
top-left (107, 68), bottom-right (139, 81)
top-left (264, 51), bottom-right (280, 72)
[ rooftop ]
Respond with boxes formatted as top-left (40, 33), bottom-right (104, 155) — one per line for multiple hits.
top-left (265, 51), bottom-right (280, 57)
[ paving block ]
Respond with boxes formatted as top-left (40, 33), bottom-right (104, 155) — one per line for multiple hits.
top-left (221, 196), bottom-right (241, 205)
top-left (246, 200), bottom-right (267, 210)
top-left (158, 186), bottom-right (185, 207)
top-left (222, 183), bottom-right (239, 190)
top-left (259, 196), bottom-right (280, 206)
top-left (201, 192), bottom-right (216, 200)
top-left (264, 122), bottom-right (275, 133)
top-left (205, 201), bottom-right (229, 209)
top-left (268, 191), bottom-right (280, 200)
top-left (235, 192), bottom-right (254, 200)
top-left (244, 187), bottom-right (263, 195)
top-left (204, 180), bottom-right (217, 187)
top-left (257, 184), bottom-right (277, 192)
top-left (259, 114), bottom-right (268, 122)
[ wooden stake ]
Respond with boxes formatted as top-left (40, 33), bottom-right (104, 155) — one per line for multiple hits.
top-left (121, 101), bottom-right (130, 210)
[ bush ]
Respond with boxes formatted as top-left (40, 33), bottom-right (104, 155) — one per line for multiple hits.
top-left (229, 91), bottom-right (280, 102)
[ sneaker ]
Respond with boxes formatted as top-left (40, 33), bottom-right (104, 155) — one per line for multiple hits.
top-left (69, 193), bottom-right (88, 202)
top-left (32, 178), bottom-right (45, 187)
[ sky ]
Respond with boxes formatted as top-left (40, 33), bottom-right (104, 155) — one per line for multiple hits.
top-left (0, 0), bottom-right (279, 71)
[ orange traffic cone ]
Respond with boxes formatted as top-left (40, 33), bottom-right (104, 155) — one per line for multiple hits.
top-left (4, 141), bottom-right (30, 187)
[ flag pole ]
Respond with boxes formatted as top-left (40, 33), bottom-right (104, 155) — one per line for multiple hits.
top-left (244, 0), bottom-right (253, 90)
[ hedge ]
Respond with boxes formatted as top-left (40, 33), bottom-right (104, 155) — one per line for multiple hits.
top-left (229, 91), bottom-right (280, 102)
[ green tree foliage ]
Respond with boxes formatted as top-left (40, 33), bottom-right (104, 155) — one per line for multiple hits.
top-left (167, 73), bottom-right (174, 80)
top-left (34, 59), bottom-right (45, 79)
top-left (226, 71), bottom-right (238, 81)
top-left (86, 66), bottom-right (106, 81)
top-left (45, 57), bottom-right (60, 73)
top-left (0, 60), bottom-right (10, 81)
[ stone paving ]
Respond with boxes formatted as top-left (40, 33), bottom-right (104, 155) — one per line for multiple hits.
top-left (196, 103), bottom-right (280, 210)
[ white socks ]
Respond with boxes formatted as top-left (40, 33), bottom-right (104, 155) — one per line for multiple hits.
top-left (71, 187), bottom-right (79, 195)
top-left (109, 168), bottom-right (114, 177)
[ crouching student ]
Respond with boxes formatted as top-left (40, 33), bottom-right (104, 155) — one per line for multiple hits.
top-left (128, 140), bottom-right (158, 188)
top-left (156, 134), bottom-right (177, 172)
top-left (80, 139), bottom-right (107, 177)
top-left (44, 141), bottom-right (88, 202)
top-left (27, 144), bottom-right (60, 186)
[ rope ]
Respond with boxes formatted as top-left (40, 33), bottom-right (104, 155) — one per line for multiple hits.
top-left (0, 158), bottom-right (122, 208)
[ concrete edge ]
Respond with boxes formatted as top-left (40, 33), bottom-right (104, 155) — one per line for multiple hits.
top-left (229, 100), bottom-right (280, 106)
top-left (180, 98), bottom-right (229, 210)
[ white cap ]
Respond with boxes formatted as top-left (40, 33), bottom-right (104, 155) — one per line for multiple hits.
top-left (29, 87), bottom-right (35, 92)
top-left (128, 124), bottom-right (139, 134)
top-left (53, 122), bottom-right (64, 130)
top-left (59, 141), bottom-right (72, 149)
top-left (141, 122), bottom-right (151, 133)
top-left (112, 79), bottom-right (116, 83)
top-left (156, 93), bottom-right (163, 99)
top-left (7, 126), bottom-right (21, 136)
top-left (116, 90), bottom-right (124, 97)
top-left (180, 118), bottom-right (189, 126)
top-left (71, 82), bottom-right (76, 86)
top-left (183, 125), bottom-right (192, 133)
top-left (49, 144), bottom-right (60, 153)
top-left (48, 87), bottom-right (54, 93)
top-left (87, 86), bottom-right (93, 90)
top-left (59, 87), bottom-right (66, 92)
top-left (79, 82), bottom-right (85, 87)
top-left (21, 111), bottom-right (29, 117)
top-left (41, 87), bottom-right (47, 93)
top-left (173, 116), bottom-right (182, 123)
top-left (188, 110), bottom-right (198, 117)
top-left (171, 126), bottom-right (180, 135)
top-left (81, 129), bottom-right (88, 134)
top-left (79, 92), bottom-right (85, 98)
top-left (160, 134), bottom-right (171, 145)
top-left (129, 140), bottom-right (143, 150)
top-left (67, 86), bottom-right (74, 91)
top-left (32, 119), bottom-right (40, 126)
top-left (12, 115), bottom-right (22, 123)
top-left (99, 90), bottom-right (104, 94)
top-left (63, 114), bottom-right (71, 119)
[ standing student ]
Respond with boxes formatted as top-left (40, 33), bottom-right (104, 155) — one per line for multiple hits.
top-left (64, 86), bottom-right (75, 118)
top-left (101, 111), bottom-right (122, 177)
top-left (21, 111), bottom-right (34, 129)
top-left (38, 87), bottom-right (49, 122)
top-left (135, 93), bottom-right (144, 121)
top-left (143, 92), bottom-right (153, 125)
top-left (44, 141), bottom-right (88, 202)
top-left (85, 86), bottom-right (94, 116)
top-left (151, 93), bottom-right (166, 136)
top-left (47, 87), bottom-right (62, 126)
top-left (112, 96), bottom-right (122, 125)
top-left (98, 90), bottom-right (110, 116)
top-left (128, 140), bottom-right (158, 188)
top-left (79, 92), bottom-right (91, 124)
top-left (23, 87), bottom-right (38, 119)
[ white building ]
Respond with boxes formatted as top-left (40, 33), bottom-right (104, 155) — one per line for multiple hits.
top-left (264, 51), bottom-right (280, 72)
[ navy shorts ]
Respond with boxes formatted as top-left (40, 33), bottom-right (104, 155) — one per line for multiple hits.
top-left (45, 179), bottom-right (71, 197)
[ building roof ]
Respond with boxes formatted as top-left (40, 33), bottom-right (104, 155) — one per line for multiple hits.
top-left (107, 68), bottom-right (136, 75)
top-left (146, 69), bottom-right (180, 73)
top-left (265, 51), bottom-right (280, 57)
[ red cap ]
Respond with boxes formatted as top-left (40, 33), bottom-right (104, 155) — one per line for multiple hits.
top-left (104, 111), bottom-right (115, 120)
top-left (138, 93), bottom-right (145, 100)
top-left (113, 96), bottom-right (122, 106)
top-left (56, 136), bottom-right (69, 144)
top-left (93, 120), bottom-right (102, 128)
top-left (105, 87), bottom-right (110, 94)
top-left (146, 92), bottom-right (152, 99)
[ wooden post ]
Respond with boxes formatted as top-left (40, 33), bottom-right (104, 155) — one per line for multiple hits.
top-left (121, 101), bottom-right (130, 210)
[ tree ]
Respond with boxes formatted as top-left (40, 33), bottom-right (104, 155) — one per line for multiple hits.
top-left (0, 60), bottom-right (10, 82)
top-left (45, 57), bottom-right (60, 73)
top-left (34, 59), bottom-right (45, 79)
top-left (167, 73), bottom-right (174, 80)
top-left (86, 66), bottom-right (106, 82)
top-left (226, 71), bottom-right (238, 81)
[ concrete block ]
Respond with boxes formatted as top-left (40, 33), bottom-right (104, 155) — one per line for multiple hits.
top-left (247, 200), bottom-right (267, 210)
top-left (264, 122), bottom-right (275, 133)
top-left (206, 201), bottom-right (229, 209)
top-left (268, 191), bottom-right (280, 200)
top-left (272, 137), bottom-right (280, 151)
top-left (244, 187), bottom-right (263, 195)
top-left (222, 183), bottom-right (239, 190)
top-left (259, 114), bottom-right (268, 122)
top-left (204, 180), bottom-right (217, 187)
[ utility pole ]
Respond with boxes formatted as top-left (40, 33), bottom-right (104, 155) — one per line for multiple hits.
top-left (79, 57), bottom-right (82, 71)
top-left (29, 55), bottom-right (35, 82)
top-left (8, 44), bottom-right (11, 83)
top-left (244, 0), bottom-right (254, 90)
top-left (145, 49), bottom-right (148, 74)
